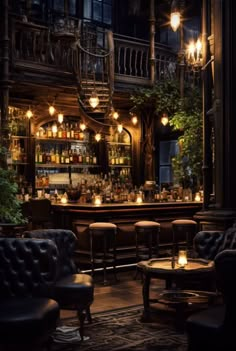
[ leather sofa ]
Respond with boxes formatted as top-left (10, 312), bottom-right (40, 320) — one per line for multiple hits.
top-left (0, 238), bottom-right (60, 350)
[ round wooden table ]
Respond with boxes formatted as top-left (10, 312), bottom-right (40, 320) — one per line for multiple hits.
top-left (137, 257), bottom-right (216, 330)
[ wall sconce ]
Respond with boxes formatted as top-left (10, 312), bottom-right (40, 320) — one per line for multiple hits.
top-left (186, 38), bottom-right (203, 67)
top-left (58, 113), bottom-right (64, 124)
top-left (49, 105), bottom-right (56, 116)
top-left (177, 250), bottom-right (188, 267)
top-left (80, 122), bottom-right (86, 131)
top-left (26, 107), bottom-right (33, 119)
top-left (161, 113), bottom-right (169, 126)
top-left (95, 133), bottom-right (101, 142)
top-left (89, 91), bottom-right (99, 109)
top-left (117, 124), bottom-right (123, 133)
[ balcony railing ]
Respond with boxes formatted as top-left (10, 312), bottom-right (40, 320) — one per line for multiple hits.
top-left (10, 19), bottom-right (177, 87)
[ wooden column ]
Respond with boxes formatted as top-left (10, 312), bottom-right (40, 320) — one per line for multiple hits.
top-left (0, 0), bottom-right (10, 157)
top-left (149, 0), bottom-right (156, 85)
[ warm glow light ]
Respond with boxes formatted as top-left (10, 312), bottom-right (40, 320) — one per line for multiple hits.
top-left (117, 124), bottom-right (123, 133)
top-left (131, 115), bottom-right (138, 125)
top-left (170, 11), bottom-right (180, 32)
top-left (112, 111), bottom-right (119, 120)
top-left (161, 114), bottom-right (169, 126)
top-left (194, 192), bottom-right (201, 202)
top-left (89, 91), bottom-right (99, 109)
top-left (58, 113), bottom-right (64, 124)
top-left (187, 38), bottom-right (202, 66)
top-left (95, 133), bottom-right (101, 142)
top-left (49, 105), bottom-right (56, 116)
top-left (136, 194), bottom-right (143, 204)
top-left (61, 195), bottom-right (68, 204)
top-left (94, 195), bottom-right (102, 205)
top-left (80, 122), bottom-right (86, 131)
top-left (52, 123), bottom-right (58, 136)
top-left (178, 250), bottom-right (188, 267)
top-left (26, 109), bottom-right (33, 119)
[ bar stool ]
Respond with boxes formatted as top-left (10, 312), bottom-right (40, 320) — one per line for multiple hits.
top-left (89, 222), bottom-right (117, 285)
top-left (134, 220), bottom-right (161, 261)
top-left (171, 219), bottom-right (198, 256)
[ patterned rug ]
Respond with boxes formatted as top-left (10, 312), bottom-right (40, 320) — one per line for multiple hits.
top-left (53, 305), bottom-right (188, 351)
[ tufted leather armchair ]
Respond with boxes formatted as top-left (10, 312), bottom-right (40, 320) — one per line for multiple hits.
top-left (186, 249), bottom-right (236, 351)
top-left (193, 223), bottom-right (236, 260)
top-left (23, 229), bottom-right (94, 339)
top-left (0, 238), bottom-right (60, 350)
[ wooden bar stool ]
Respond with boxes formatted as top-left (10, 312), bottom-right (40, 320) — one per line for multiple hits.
top-left (171, 219), bottom-right (198, 257)
top-left (89, 222), bottom-right (117, 285)
top-left (134, 220), bottom-right (161, 261)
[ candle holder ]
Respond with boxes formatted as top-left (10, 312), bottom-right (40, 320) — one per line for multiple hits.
top-left (177, 250), bottom-right (188, 268)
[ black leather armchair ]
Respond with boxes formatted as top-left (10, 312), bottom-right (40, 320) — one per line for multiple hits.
top-left (23, 229), bottom-right (94, 339)
top-left (0, 238), bottom-right (60, 350)
top-left (193, 223), bottom-right (236, 260)
top-left (186, 249), bottom-right (236, 351)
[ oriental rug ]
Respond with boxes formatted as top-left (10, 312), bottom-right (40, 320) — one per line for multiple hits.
top-left (53, 305), bottom-right (188, 351)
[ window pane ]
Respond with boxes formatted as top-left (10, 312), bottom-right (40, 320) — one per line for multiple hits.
top-left (103, 4), bottom-right (112, 25)
top-left (69, 0), bottom-right (76, 15)
top-left (93, 1), bottom-right (102, 22)
top-left (84, 0), bottom-right (92, 18)
top-left (53, 0), bottom-right (64, 12)
top-left (160, 166), bottom-right (172, 184)
top-left (160, 140), bottom-right (178, 165)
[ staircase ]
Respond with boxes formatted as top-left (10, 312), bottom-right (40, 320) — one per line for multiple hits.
top-left (76, 21), bottom-right (114, 125)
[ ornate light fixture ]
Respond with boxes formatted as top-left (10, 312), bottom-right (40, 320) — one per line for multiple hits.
top-left (80, 122), bottom-right (86, 131)
top-left (117, 124), bottom-right (123, 133)
top-left (131, 115), bottom-right (138, 125)
top-left (186, 38), bottom-right (203, 68)
top-left (95, 132), bottom-right (101, 142)
top-left (26, 107), bottom-right (33, 119)
top-left (49, 105), bottom-right (56, 116)
top-left (161, 113), bottom-right (169, 126)
top-left (58, 113), bottom-right (64, 124)
top-left (89, 91), bottom-right (99, 109)
top-left (170, 0), bottom-right (181, 32)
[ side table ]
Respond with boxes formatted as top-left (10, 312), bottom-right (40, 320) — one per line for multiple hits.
top-left (137, 257), bottom-right (216, 331)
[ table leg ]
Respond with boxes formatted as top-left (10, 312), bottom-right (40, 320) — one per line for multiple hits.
top-left (141, 273), bottom-right (151, 321)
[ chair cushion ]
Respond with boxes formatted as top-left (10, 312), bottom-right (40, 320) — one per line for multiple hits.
top-left (134, 221), bottom-right (160, 228)
top-left (54, 273), bottom-right (94, 308)
top-left (0, 297), bottom-right (59, 344)
top-left (172, 219), bottom-right (197, 225)
top-left (89, 222), bottom-right (117, 229)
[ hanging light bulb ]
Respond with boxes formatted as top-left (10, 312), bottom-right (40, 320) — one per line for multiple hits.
top-left (26, 108), bottom-right (33, 119)
top-left (49, 105), bottom-right (56, 116)
top-left (89, 91), bottom-right (99, 109)
top-left (112, 109), bottom-right (119, 120)
top-left (58, 113), bottom-right (64, 124)
top-left (117, 124), bottom-right (123, 133)
top-left (161, 113), bottom-right (169, 126)
top-left (131, 115), bottom-right (138, 125)
top-left (170, 0), bottom-right (181, 32)
top-left (80, 122), bottom-right (86, 131)
top-left (95, 133), bottom-right (101, 142)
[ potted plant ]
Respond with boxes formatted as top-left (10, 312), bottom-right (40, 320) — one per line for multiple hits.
top-left (0, 146), bottom-right (26, 225)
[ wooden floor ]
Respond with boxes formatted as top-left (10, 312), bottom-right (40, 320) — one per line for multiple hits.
top-left (61, 268), bottom-right (165, 319)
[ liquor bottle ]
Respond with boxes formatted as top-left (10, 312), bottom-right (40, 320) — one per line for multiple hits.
top-left (78, 149), bottom-right (83, 164)
top-left (50, 148), bottom-right (56, 163)
top-left (66, 123), bottom-right (70, 139)
top-left (92, 152), bottom-right (97, 165)
top-left (65, 149), bottom-right (70, 164)
top-left (69, 149), bottom-right (73, 163)
top-left (70, 123), bottom-right (75, 139)
top-left (62, 123), bottom-right (66, 139)
top-left (58, 124), bottom-right (63, 138)
top-left (74, 123), bottom-right (79, 140)
top-left (47, 124), bottom-right (52, 138)
top-left (60, 150), bottom-right (65, 164)
top-left (55, 148), bottom-right (60, 164)
top-left (73, 149), bottom-right (78, 163)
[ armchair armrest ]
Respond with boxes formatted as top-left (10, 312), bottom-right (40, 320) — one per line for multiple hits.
top-left (193, 230), bottom-right (224, 260)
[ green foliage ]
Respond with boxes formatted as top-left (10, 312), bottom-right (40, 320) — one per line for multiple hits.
top-left (130, 79), bottom-right (203, 189)
top-left (0, 146), bottom-right (26, 224)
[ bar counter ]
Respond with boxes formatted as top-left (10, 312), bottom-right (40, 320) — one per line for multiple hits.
top-left (52, 201), bottom-right (202, 266)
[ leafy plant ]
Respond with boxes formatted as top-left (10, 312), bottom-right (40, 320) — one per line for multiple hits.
top-left (0, 146), bottom-right (26, 224)
top-left (130, 79), bottom-right (203, 189)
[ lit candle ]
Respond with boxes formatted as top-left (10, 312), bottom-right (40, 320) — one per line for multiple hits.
top-left (136, 193), bottom-right (143, 204)
top-left (178, 250), bottom-right (188, 267)
top-left (94, 195), bottom-right (102, 205)
top-left (61, 195), bottom-right (68, 204)
top-left (194, 192), bottom-right (201, 202)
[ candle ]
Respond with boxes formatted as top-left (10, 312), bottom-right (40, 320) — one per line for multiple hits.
top-left (178, 250), bottom-right (188, 267)
top-left (94, 195), bottom-right (102, 205)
